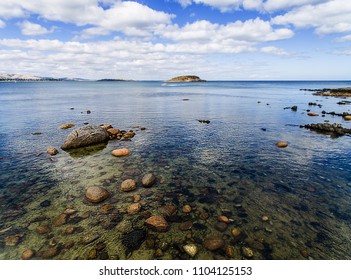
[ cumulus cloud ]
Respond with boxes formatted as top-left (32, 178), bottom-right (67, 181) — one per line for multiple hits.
top-left (335, 34), bottom-right (351, 42)
top-left (272, 0), bottom-right (351, 34)
top-left (0, 19), bottom-right (6, 28)
top-left (260, 46), bottom-right (289, 56)
top-left (18, 21), bottom-right (55, 36)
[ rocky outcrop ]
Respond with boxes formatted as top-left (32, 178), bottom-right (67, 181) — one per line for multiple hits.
top-left (300, 123), bottom-right (351, 136)
top-left (61, 125), bottom-right (109, 150)
top-left (166, 75), bottom-right (206, 82)
top-left (312, 88), bottom-right (351, 97)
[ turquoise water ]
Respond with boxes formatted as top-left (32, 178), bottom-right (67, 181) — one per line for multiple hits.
top-left (0, 81), bottom-right (351, 259)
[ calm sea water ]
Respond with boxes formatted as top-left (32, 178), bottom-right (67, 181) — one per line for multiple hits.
top-left (0, 81), bottom-right (351, 260)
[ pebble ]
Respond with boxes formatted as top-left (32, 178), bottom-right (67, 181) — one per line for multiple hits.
top-left (59, 123), bottom-right (75, 129)
top-left (225, 245), bottom-right (234, 258)
top-left (111, 148), bottom-right (130, 157)
top-left (182, 205), bottom-right (192, 213)
top-left (47, 147), bottom-right (58, 156)
top-left (133, 194), bottom-right (141, 203)
top-left (81, 233), bottom-right (100, 245)
top-left (179, 221), bottom-right (193, 231)
top-left (63, 226), bottom-right (75, 235)
top-left (4, 234), bottom-right (22, 246)
top-left (154, 248), bottom-right (163, 257)
top-left (203, 236), bottom-right (225, 251)
top-left (215, 222), bottom-right (228, 232)
top-left (145, 215), bottom-right (169, 232)
top-left (40, 245), bottom-right (60, 258)
top-left (231, 228), bottom-right (241, 238)
top-left (36, 225), bottom-right (51, 234)
top-left (21, 249), bottom-right (35, 260)
top-left (64, 241), bottom-right (75, 249)
top-left (85, 186), bottom-right (110, 203)
top-left (300, 249), bottom-right (309, 258)
top-left (64, 209), bottom-right (77, 215)
top-left (142, 173), bottom-right (156, 188)
top-left (183, 244), bottom-right (198, 258)
top-left (261, 215), bottom-right (269, 222)
top-left (127, 203), bottom-right (142, 214)
top-left (275, 141), bottom-right (288, 148)
top-left (218, 215), bottom-right (230, 223)
top-left (242, 246), bottom-right (254, 258)
top-left (120, 179), bottom-right (137, 192)
top-left (307, 112), bottom-right (319, 116)
top-left (99, 204), bottom-right (114, 214)
top-left (344, 115), bottom-right (351, 120)
top-left (52, 213), bottom-right (68, 227)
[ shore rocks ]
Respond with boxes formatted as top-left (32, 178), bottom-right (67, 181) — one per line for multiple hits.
top-left (275, 141), bottom-right (288, 148)
top-left (85, 186), bottom-right (110, 203)
top-left (145, 215), bottom-right (169, 232)
top-left (59, 123), bottom-right (75, 129)
top-left (47, 147), bottom-right (58, 155)
top-left (312, 88), bottom-right (351, 97)
top-left (142, 173), bottom-right (156, 188)
top-left (111, 148), bottom-right (130, 157)
top-left (120, 179), bottom-right (137, 192)
top-left (203, 236), bottom-right (225, 251)
top-left (301, 123), bottom-right (351, 136)
top-left (61, 125), bottom-right (109, 150)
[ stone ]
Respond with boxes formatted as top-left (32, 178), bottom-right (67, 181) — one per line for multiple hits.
top-left (99, 204), bottom-right (114, 214)
top-left (59, 123), bottom-right (75, 129)
top-left (183, 244), bottom-right (198, 258)
top-left (291, 106), bottom-right (297, 111)
top-left (40, 200), bottom-right (51, 207)
top-left (36, 225), bottom-right (51, 234)
top-left (145, 215), bottom-right (169, 232)
top-left (21, 249), bottom-right (35, 260)
top-left (242, 246), bottom-right (254, 258)
top-left (127, 203), bottom-right (141, 214)
top-left (107, 128), bottom-right (120, 135)
top-left (40, 245), bottom-right (60, 258)
top-left (85, 186), bottom-right (110, 203)
top-left (142, 173), bottom-right (156, 188)
top-left (203, 236), bottom-right (225, 251)
top-left (100, 124), bottom-right (113, 130)
top-left (218, 215), bottom-right (230, 223)
top-left (122, 229), bottom-right (147, 256)
top-left (159, 204), bottom-right (178, 218)
top-left (307, 112), bottom-right (319, 117)
top-left (225, 245), bottom-right (234, 258)
top-left (182, 205), bottom-right (192, 213)
top-left (111, 148), bottom-right (130, 157)
top-left (52, 213), bottom-right (68, 227)
top-left (231, 228), bottom-right (241, 238)
top-left (344, 115), bottom-right (351, 121)
top-left (275, 141), bottom-right (288, 148)
top-left (261, 215), bottom-right (269, 222)
top-left (120, 179), bottom-right (137, 192)
top-left (64, 208), bottom-right (77, 215)
top-left (4, 234), bottom-right (22, 246)
top-left (133, 194), bottom-right (141, 203)
top-left (63, 226), bottom-right (75, 235)
top-left (81, 233), bottom-right (100, 245)
top-left (179, 221), bottom-right (193, 231)
top-left (215, 222), bottom-right (228, 232)
top-left (47, 147), bottom-right (58, 156)
top-left (61, 125), bottom-right (109, 150)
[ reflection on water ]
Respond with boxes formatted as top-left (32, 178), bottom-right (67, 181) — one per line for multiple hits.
top-left (0, 81), bottom-right (351, 260)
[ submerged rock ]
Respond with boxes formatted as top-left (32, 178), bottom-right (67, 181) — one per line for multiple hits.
top-left (21, 249), bottom-right (35, 260)
top-left (301, 123), bottom-right (351, 136)
top-left (111, 148), bottom-right (130, 157)
top-left (61, 125), bottom-right (109, 150)
top-left (145, 215), bottom-right (169, 232)
top-left (142, 173), bottom-right (156, 187)
top-left (203, 236), bottom-right (224, 251)
top-left (275, 141), bottom-right (288, 148)
top-left (120, 179), bottom-right (137, 192)
top-left (122, 229), bottom-right (147, 257)
top-left (59, 123), bottom-right (75, 129)
top-left (85, 186), bottom-right (110, 203)
top-left (183, 244), bottom-right (198, 258)
top-left (47, 147), bottom-right (58, 156)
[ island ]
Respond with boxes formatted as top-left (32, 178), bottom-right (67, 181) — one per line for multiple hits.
top-left (166, 75), bottom-right (206, 82)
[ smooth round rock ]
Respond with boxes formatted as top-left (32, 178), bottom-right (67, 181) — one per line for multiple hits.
top-left (203, 236), bottom-right (225, 251)
top-left (182, 205), bottom-right (192, 213)
top-left (275, 141), bottom-right (288, 148)
top-left (344, 115), bottom-right (351, 121)
top-left (261, 215), bottom-right (269, 222)
top-left (127, 203), bottom-right (141, 214)
top-left (218, 215), bottom-right (230, 223)
top-left (145, 215), bottom-right (169, 232)
top-left (183, 244), bottom-right (198, 257)
top-left (242, 246), bottom-right (254, 258)
top-left (120, 179), bottom-right (137, 192)
top-left (85, 186), bottom-right (110, 203)
top-left (231, 227), bottom-right (241, 238)
top-left (59, 123), bottom-right (75, 129)
top-left (133, 194), bottom-right (141, 203)
top-left (47, 147), bottom-right (58, 156)
top-left (215, 222), bottom-right (228, 232)
top-left (307, 112), bottom-right (319, 116)
top-left (36, 225), bottom-right (51, 234)
top-left (142, 173), bottom-right (156, 187)
top-left (21, 249), bottom-right (35, 260)
top-left (112, 148), bottom-right (130, 157)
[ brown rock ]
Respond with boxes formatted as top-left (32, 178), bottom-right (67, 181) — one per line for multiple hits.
top-left (127, 203), bottom-right (141, 214)
top-left (107, 128), bottom-right (120, 135)
top-left (133, 194), bottom-right (141, 203)
top-left (179, 221), bottom-right (193, 231)
top-left (85, 186), bottom-right (110, 203)
top-left (99, 204), bottom-right (114, 214)
top-left (142, 173), bottom-right (156, 187)
top-left (36, 225), bottom-right (51, 234)
top-left (21, 249), bottom-right (35, 260)
top-left (183, 244), bottom-right (198, 258)
top-left (344, 115), bottom-right (351, 121)
top-left (275, 141), bottom-right (288, 148)
top-left (307, 112), bottom-right (319, 116)
top-left (145, 215), bottom-right (169, 232)
top-left (159, 204), bottom-right (178, 217)
top-left (199, 210), bottom-right (209, 220)
top-left (40, 245), bottom-right (61, 258)
top-left (203, 236), bottom-right (225, 251)
top-left (231, 228), bottom-right (241, 238)
top-left (215, 222), bottom-right (228, 232)
top-left (182, 205), bottom-right (192, 213)
top-left (242, 246), bottom-right (254, 258)
top-left (100, 124), bottom-right (112, 130)
top-left (120, 179), bottom-right (137, 192)
top-left (64, 209), bottom-right (77, 215)
top-left (225, 245), bottom-right (234, 258)
top-left (47, 147), bottom-right (58, 156)
top-left (5, 234), bottom-right (22, 246)
top-left (52, 213), bottom-right (68, 227)
top-left (63, 226), bottom-right (75, 235)
top-left (218, 215), bottom-right (230, 223)
top-left (59, 123), bottom-right (75, 129)
top-left (64, 241), bottom-right (75, 249)
top-left (111, 148), bottom-right (130, 157)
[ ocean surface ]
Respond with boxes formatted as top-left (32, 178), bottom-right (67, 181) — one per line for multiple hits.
top-left (0, 80), bottom-right (351, 260)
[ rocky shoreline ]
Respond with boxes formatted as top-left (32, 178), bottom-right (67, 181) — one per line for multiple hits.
top-left (300, 87), bottom-right (351, 97)
top-left (166, 75), bottom-right (206, 82)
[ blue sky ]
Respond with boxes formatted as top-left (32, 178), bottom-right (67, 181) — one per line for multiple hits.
top-left (0, 0), bottom-right (350, 80)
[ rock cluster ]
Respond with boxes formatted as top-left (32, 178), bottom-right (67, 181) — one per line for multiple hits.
top-left (301, 123), bottom-right (351, 136)
top-left (166, 75), bottom-right (206, 82)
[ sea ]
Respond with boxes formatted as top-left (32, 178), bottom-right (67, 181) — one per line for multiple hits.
top-left (0, 80), bottom-right (351, 260)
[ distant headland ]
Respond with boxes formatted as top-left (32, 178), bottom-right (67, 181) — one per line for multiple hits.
top-left (166, 75), bottom-right (206, 82)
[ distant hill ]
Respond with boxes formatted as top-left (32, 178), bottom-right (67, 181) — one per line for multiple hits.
top-left (166, 75), bottom-right (206, 82)
top-left (0, 74), bottom-right (89, 82)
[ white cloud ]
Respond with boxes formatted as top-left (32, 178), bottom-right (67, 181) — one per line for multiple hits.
top-left (335, 34), bottom-right (351, 42)
top-left (272, 0), bottom-right (351, 35)
top-left (263, 0), bottom-right (328, 12)
top-left (0, 19), bottom-right (6, 28)
top-left (261, 46), bottom-right (289, 56)
top-left (18, 21), bottom-right (54, 36)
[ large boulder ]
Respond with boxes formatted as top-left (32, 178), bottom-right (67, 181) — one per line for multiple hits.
top-left (61, 125), bottom-right (109, 150)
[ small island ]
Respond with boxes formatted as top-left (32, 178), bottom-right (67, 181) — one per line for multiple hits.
top-left (166, 75), bottom-right (206, 82)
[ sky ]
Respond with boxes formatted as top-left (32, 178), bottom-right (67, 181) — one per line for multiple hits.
top-left (0, 0), bottom-right (351, 80)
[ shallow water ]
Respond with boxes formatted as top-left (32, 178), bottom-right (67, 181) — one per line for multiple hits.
top-left (0, 81), bottom-right (351, 260)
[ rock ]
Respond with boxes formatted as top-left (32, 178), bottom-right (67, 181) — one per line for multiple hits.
top-left (291, 106), bottom-right (297, 111)
top-left (203, 236), bottom-right (225, 251)
top-left (47, 147), bottom-right (58, 156)
top-left (145, 215), bottom-right (170, 232)
top-left (183, 244), bottom-right (198, 257)
top-left (116, 220), bottom-right (133, 234)
top-left (52, 213), bottom-right (68, 227)
top-left (100, 124), bottom-right (113, 130)
top-left (59, 123), bottom-right (75, 129)
top-left (343, 115), bottom-right (351, 121)
top-left (261, 215), bottom-right (269, 222)
top-left (182, 205), bottom-right (192, 213)
top-left (4, 234), bottom-right (22, 246)
top-left (63, 226), bottom-right (75, 235)
top-left (159, 204), bottom-right (178, 218)
top-left (64, 208), bottom-right (77, 215)
top-left (307, 112), bottom-right (319, 116)
top-left (215, 222), bottom-right (228, 232)
top-left (111, 148), bottom-right (130, 157)
top-left (142, 173), bottom-right (156, 187)
top-left (120, 179), bottom-right (137, 192)
top-left (61, 125), bottom-right (109, 150)
top-left (127, 203), bottom-right (141, 214)
top-left (21, 249), bottom-right (35, 260)
top-left (99, 204), bottom-right (114, 214)
top-left (40, 245), bottom-right (60, 258)
top-left (107, 128), bottom-right (120, 135)
top-left (275, 141), bottom-right (288, 148)
top-left (179, 221), bottom-right (193, 231)
top-left (198, 120), bottom-right (210, 124)
top-left (218, 215), bottom-right (230, 223)
top-left (40, 200), bottom-right (51, 207)
top-left (166, 75), bottom-right (206, 82)
top-left (231, 228), bottom-right (241, 238)
top-left (123, 131), bottom-right (136, 139)
top-left (80, 233), bottom-right (100, 245)
top-left (36, 225), bottom-right (51, 234)
top-left (225, 245), bottom-right (234, 258)
top-left (133, 194), bottom-right (141, 203)
top-left (242, 246), bottom-right (254, 258)
top-left (122, 229), bottom-right (147, 257)
top-left (85, 186), bottom-right (110, 203)
top-left (301, 123), bottom-right (351, 136)
top-left (87, 249), bottom-right (97, 260)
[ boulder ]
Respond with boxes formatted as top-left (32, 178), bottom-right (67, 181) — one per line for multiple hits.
top-left (111, 148), bottom-right (130, 157)
top-left (61, 125), bottom-right (109, 150)
top-left (47, 147), bottom-right (58, 156)
top-left (59, 123), bottom-right (75, 129)
top-left (120, 179), bottom-right (137, 192)
top-left (145, 215), bottom-right (169, 232)
top-left (85, 186), bottom-right (110, 203)
top-left (142, 173), bottom-right (156, 187)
